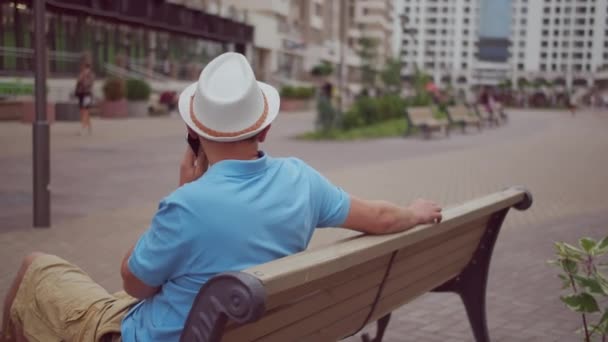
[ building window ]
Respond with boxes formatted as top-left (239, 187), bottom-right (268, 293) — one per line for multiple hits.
top-left (552, 64), bottom-right (557, 71)
top-left (315, 3), bottom-right (322, 16)
top-left (462, 63), bottom-right (468, 69)
top-left (542, 41), bottom-right (548, 47)
top-left (518, 63), bottom-right (524, 70)
top-left (543, 19), bottom-right (550, 25)
top-left (541, 52), bottom-right (548, 58)
top-left (520, 41), bottom-right (526, 47)
top-left (541, 64), bottom-right (547, 71)
top-left (544, 7), bottom-right (550, 13)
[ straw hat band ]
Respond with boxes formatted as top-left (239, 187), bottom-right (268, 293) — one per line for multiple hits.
top-left (189, 92), bottom-right (269, 138)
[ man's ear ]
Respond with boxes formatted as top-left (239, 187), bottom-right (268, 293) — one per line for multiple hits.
top-left (257, 125), bottom-right (271, 142)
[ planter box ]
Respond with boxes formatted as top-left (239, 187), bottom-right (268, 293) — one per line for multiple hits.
top-left (0, 101), bottom-right (22, 121)
top-left (21, 101), bottom-right (56, 123)
top-left (100, 99), bottom-right (128, 118)
top-left (280, 98), bottom-right (312, 112)
top-left (55, 102), bottom-right (80, 121)
top-left (127, 101), bottom-right (150, 117)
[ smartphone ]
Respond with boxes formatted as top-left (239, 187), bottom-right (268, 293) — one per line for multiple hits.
top-left (187, 131), bottom-right (200, 157)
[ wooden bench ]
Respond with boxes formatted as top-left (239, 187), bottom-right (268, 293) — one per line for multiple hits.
top-left (447, 105), bottom-right (482, 133)
top-left (406, 107), bottom-right (450, 139)
top-left (180, 187), bottom-right (533, 342)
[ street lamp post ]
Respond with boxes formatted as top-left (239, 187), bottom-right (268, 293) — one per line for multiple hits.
top-left (33, 0), bottom-right (50, 228)
top-left (338, 0), bottom-right (347, 115)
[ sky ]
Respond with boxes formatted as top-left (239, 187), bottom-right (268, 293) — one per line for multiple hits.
top-left (479, 0), bottom-right (512, 38)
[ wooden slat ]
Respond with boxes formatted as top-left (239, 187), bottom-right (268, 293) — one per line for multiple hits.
top-left (393, 216), bottom-right (488, 263)
top-left (382, 245), bottom-right (474, 298)
top-left (223, 262), bottom-right (388, 341)
top-left (243, 188), bottom-right (521, 297)
top-left (388, 224), bottom-right (485, 281)
top-left (253, 287), bottom-right (379, 342)
top-left (299, 307), bottom-right (370, 342)
top-left (250, 246), bottom-right (475, 342)
top-left (264, 254), bottom-right (391, 310)
top-left (297, 258), bottom-right (471, 342)
top-left (368, 259), bottom-right (468, 325)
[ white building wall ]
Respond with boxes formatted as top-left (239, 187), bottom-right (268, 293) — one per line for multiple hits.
top-left (396, 0), bottom-right (480, 88)
top-left (511, 0), bottom-right (608, 88)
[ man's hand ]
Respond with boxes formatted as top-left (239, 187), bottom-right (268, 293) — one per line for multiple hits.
top-left (408, 199), bottom-right (442, 225)
top-left (179, 146), bottom-right (208, 186)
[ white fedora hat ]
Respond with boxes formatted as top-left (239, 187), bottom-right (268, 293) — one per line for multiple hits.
top-left (178, 52), bottom-right (280, 142)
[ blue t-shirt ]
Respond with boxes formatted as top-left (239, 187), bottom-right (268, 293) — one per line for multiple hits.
top-left (121, 152), bottom-right (351, 342)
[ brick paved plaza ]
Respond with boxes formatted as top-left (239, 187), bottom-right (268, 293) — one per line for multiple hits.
top-left (1, 109), bottom-right (607, 341)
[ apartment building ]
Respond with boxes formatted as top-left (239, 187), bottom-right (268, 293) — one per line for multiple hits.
top-left (395, 0), bottom-right (482, 89)
top-left (510, 0), bottom-right (608, 89)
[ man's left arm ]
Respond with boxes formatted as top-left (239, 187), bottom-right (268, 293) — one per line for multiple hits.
top-left (120, 199), bottom-right (191, 300)
top-left (121, 244), bottom-right (160, 300)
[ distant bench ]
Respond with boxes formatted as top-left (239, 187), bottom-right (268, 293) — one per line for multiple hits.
top-left (180, 187), bottom-right (533, 342)
top-left (447, 105), bottom-right (482, 133)
top-left (405, 107), bottom-right (450, 139)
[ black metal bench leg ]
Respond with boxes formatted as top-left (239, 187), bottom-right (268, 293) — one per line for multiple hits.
top-left (361, 313), bottom-right (392, 342)
top-left (460, 281), bottom-right (490, 342)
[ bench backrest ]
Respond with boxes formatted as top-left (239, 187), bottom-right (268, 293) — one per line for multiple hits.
top-left (449, 105), bottom-right (472, 120)
top-left (407, 107), bottom-right (436, 125)
top-left (180, 187), bottom-right (532, 342)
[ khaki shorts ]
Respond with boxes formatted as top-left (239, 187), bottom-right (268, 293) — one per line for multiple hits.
top-left (7, 254), bottom-right (139, 342)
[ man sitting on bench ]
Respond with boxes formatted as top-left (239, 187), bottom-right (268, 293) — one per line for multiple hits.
top-left (1, 53), bottom-right (442, 342)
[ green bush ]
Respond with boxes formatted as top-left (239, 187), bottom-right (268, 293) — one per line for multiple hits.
top-left (103, 77), bottom-right (126, 101)
top-left (280, 86), bottom-right (315, 99)
top-left (405, 92), bottom-right (432, 107)
top-left (342, 109), bottom-right (364, 130)
top-left (377, 95), bottom-right (406, 121)
top-left (342, 95), bottom-right (406, 130)
top-left (125, 78), bottom-right (151, 101)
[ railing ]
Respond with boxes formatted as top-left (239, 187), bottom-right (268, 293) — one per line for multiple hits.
top-left (0, 46), bottom-right (81, 76)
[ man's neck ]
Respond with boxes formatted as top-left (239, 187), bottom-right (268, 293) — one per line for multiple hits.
top-left (205, 145), bottom-right (260, 166)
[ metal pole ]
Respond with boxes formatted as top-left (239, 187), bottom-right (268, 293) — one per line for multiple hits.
top-left (338, 0), bottom-right (347, 115)
top-left (33, 0), bottom-right (50, 228)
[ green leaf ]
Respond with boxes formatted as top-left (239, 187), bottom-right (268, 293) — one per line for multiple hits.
top-left (559, 242), bottom-right (585, 260)
top-left (562, 259), bottom-right (579, 274)
top-left (573, 275), bottom-right (604, 294)
top-left (595, 236), bottom-right (608, 254)
top-left (560, 292), bottom-right (600, 313)
top-left (579, 237), bottom-right (597, 253)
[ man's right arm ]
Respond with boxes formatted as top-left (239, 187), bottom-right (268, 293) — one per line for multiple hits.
top-left (341, 196), bottom-right (442, 235)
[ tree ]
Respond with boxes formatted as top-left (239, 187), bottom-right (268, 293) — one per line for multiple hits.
top-left (356, 37), bottom-right (380, 93)
top-left (380, 58), bottom-right (402, 95)
top-left (498, 79), bottom-right (512, 91)
top-left (311, 61), bottom-right (333, 77)
top-left (517, 78), bottom-right (530, 90)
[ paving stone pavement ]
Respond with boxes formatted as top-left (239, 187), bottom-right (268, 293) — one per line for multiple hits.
top-left (1, 109), bottom-right (607, 341)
